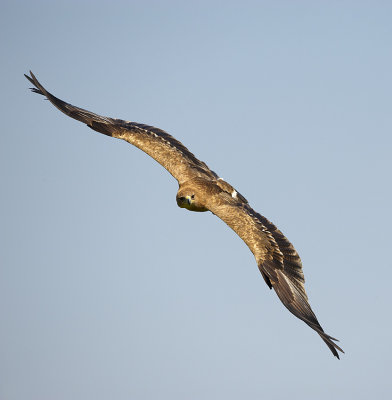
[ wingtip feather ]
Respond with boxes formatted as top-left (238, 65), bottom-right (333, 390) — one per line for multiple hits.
top-left (25, 71), bottom-right (46, 96)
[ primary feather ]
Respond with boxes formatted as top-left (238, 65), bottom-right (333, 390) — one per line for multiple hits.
top-left (25, 71), bottom-right (343, 358)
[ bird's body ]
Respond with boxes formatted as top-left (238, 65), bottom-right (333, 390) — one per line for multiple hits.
top-left (25, 71), bottom-right (343, 358)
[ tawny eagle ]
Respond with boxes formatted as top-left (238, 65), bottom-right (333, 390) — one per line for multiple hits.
top-left (25, 71), bottom-right (343, 358)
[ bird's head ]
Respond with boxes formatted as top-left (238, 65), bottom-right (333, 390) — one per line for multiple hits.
top-left (176, 188), bottom-right (208, 212)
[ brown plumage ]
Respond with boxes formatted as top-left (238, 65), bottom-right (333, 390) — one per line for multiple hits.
top-left (25, 71), bottom-right (344, 358)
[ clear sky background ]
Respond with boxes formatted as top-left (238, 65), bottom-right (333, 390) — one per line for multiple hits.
top-left (1, 1), bottom-right (391, 399)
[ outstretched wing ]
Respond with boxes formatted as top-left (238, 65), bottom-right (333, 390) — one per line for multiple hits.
top-left (205, 192), bottom-right (344, 358)
top-left (24, 71), bottom-right (218, 185)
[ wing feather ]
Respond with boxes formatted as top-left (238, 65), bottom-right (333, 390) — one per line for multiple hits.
top-left (206, 195), bottom-right (343, 358)
top-left (25, 71), bottom-right (343, 358)
top-left (24, 71), bottom-right (217, 184)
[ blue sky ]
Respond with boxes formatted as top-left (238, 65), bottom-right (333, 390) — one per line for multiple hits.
top-left (1, 1), bottom-right (392, 399)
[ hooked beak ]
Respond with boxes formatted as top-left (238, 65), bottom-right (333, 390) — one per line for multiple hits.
top-left (185, 195), bottom-right (192, 205)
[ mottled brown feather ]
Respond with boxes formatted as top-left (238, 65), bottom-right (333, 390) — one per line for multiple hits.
top-left (25, 71), bottom-right (343, 359)
top-left (24, 71), bottom-right (217, 184)
top-left (204, 191), bottom-right (343, 358)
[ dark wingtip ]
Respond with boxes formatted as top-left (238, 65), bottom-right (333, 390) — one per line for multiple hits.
top-left (24, 71), bottom-right (45, 96)
top-left (24, 70), bottom-right (114, 134)
top-left (24, 71), bottom-right (35, 85)
top-left (317, 330), bottom-right (344, 359)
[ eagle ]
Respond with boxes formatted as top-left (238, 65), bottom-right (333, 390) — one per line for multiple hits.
top-left (25, 71), bottom-right (343, 359)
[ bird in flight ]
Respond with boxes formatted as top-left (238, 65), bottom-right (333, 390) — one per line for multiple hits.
top-left (25, 71), bottom-right (343, 358)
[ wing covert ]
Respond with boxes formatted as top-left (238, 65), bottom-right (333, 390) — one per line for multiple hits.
top-left (205, 194), bottom-right (343, 358)
top-left (25, 71), bottom-right (343, 358)
top-left (24, 71), bottom-right (218, 184)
